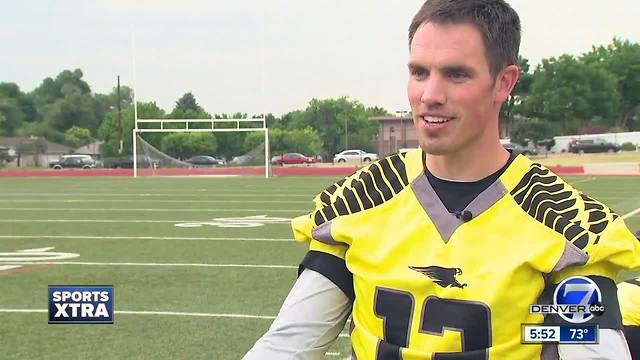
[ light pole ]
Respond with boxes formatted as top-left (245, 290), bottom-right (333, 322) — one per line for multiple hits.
top-left (117, 76), bottom-right (123, 154)
top-left (344, 116), bottom-right (348, 151)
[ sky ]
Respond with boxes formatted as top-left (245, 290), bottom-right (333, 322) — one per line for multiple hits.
top-left (2, 1), bottom-right (639, 117)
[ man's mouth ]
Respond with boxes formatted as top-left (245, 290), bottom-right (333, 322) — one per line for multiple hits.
top-left (422, 115), bottom-right (453, 124)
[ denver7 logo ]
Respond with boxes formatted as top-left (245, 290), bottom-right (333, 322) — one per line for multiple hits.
top-left (554, 276), bottom-right (603, 323)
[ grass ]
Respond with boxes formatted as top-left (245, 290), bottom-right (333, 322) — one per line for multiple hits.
top-left (0, 175), bottom-right (638, 359)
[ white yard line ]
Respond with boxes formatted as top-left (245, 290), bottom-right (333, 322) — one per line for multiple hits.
top-left (2, 199), bottom-right (309, 204)
top-left (569, 177), bottom-right (597, 185)
top-left (0, 261), bottom-right (297, 269)
top-left (0, 207), bottom-right (305, 213)
top-left (0, 235), bottom-right (292, 242)
top-left (0, 192), bottom-right (311, 198)
top-left (0, 265), bottom-right (22, 271)
top-left (0, 219), bottom-right (290, 224)
top-left (622, 207), bottom-right (640, 219)
top-left (0, 308), bottom-right (276, 320)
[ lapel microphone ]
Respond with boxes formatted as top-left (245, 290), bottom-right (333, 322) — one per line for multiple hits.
top-left (454, 210), bottom-right (473, 222)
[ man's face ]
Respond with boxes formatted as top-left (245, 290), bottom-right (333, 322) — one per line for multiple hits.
top-left (407, 22), bottom-right (501, 156)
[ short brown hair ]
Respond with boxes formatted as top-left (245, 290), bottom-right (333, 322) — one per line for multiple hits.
top-left (408, 0), bottom-right (521, 76)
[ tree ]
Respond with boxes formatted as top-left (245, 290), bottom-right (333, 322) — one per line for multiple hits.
top-left (31, 69), bottom-right (91, 107)
top-left (160, 133), bottom-right (217, 159)
top-left (500, 56), bottom-right (533, 136)
top-left (16, 121), bottom-right (64, 144)
top-left (98, 101), bottom-right (165, 157)
top-left (0, 83), bottom-right (37, 123)
top-left (524, 55), bottom-right (620, 134)
top-left (169, 92), bottom-right (210, 120)
top-left (0, 82), bottom-right (37, 135)
top-left (44, 91), bottom-right (99, 133)
top-left (510, 117), bottom-right (561, 147)
top-left (284, 97), bottom-right (387, 158)
top-left (93, 85), bottom-right (134, 136)
top-left (245, 128), bottom-right (285, 154)
top-left (282, 127), bottom-right (323, 155)
top-left (30, 69), bottom-right (100, 135)
top-left (64, 126), bottom-right (93, 148)
top-left (208, 112), bottom-right (253, 160)
top-left (174, 92), bottom-right (203, 113)
top-left (582, 38), bottom-right (640, 130)
top-left (0, 95), bottom-right (24, 135)
top-left (0, 113), bottom-right (6, 136)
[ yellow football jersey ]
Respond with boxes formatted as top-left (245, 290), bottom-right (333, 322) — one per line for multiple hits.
top-left (619, 278), bottom-right (640, 327)
top-left (292, 149), bottom-right (640, 359)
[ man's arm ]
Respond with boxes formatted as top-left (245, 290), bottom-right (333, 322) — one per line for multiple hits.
top-left (242, 269), bottom-right (352, 360)
top-left (558, 329), bottom-right (632, 360)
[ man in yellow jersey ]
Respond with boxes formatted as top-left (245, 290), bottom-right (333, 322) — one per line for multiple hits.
top-left (244, 1), bottom-right (640, 359)
top-left (619, 233), bottom-right (640, 359)
top-left (619, 277), bottom-right (640, 359)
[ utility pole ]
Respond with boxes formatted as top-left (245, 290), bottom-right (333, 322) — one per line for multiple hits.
top-left (345, 116), bottom-right (348, 150)
top-left (117, 76), bottom-right (123, 154)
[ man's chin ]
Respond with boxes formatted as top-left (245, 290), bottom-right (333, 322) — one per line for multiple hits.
top-left (420, 143), bottom-right (452, 156)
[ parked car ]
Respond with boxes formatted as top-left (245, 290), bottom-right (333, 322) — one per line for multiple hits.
top-left (569, 138), bottom-right (621, 154)
top-left (185, 155), bottom-right (226, 166)
top-left (333, 149), bottom-right (378, 163)
top-left (106, 155), bottom-right (154, 168)
top-left (502, 142), bottom-right (538, 156)
top-left (49, 155), bottom-right (96, 169)
top-left (271, 153), bottom-right (316, 165)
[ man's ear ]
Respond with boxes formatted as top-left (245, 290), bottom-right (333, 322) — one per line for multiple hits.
top-left (494, 64), bottom-right (520, 103)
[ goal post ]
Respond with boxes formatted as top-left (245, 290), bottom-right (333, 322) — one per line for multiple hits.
top-left (132, 117), bottom-right (270, 178)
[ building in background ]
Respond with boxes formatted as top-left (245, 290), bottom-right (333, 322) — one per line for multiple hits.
top-left (370, 116), bottom-right (417, 156)
top-left (0, 137), bottom-right (73, 168)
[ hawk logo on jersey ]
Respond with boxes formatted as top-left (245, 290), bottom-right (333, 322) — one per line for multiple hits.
top-left (409, 265), bottom-right (467, 289)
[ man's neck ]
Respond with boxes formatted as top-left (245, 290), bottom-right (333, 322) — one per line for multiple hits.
top-left (426, 142), bottom-right (511, 182)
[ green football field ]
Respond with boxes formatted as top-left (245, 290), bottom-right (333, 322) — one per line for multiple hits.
top-left (0, 175), bottom-right (638, 359)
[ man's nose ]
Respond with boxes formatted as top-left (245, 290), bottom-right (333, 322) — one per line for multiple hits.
top-left (420, 75), bottom-right (446, 106)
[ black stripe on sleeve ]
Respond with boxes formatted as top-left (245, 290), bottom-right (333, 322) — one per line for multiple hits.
top-left (319, 191), bottom-right (331, 205)
top-left (369, 163), bottom-right (393, 201)
top-left (343, 187), bottom-right (362, 213)
top-left (298, 251), bottom-right (355, 301)
top-left (359, 171), bottom-right (384, 206)
top-left (321, 205), bottom-right (337, 223)
top-left (352, 180), bottom-right (374, 209)
top-left (389, 154), bottom-right (409, 186)
top-left (379, 158), bottom-right (404, 194)
top-left (333, 196), bottom-right (350, 216)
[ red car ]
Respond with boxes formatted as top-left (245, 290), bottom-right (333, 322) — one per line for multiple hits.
top-left (271, 153), bottom-right (316, 165)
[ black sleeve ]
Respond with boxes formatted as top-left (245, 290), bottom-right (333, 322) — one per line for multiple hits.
top-left (299, 250), bottom-right (355, 301)
top-left (542, 275), bottom-right (623, 329)
top-left (624, 326), bottom-right (640, 359)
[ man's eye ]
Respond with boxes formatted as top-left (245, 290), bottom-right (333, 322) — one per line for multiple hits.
top-left (448, 71), bottom-right (468, 80)
top-left (410, 68), bottom-right (427, 79)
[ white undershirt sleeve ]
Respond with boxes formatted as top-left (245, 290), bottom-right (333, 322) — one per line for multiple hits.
top-left (558, 329), bottom-right (632, 360)
top-left (242, 268), bottom-right (352, 360)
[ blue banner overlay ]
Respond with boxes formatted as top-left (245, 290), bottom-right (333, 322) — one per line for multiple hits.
top-left (521, 324), bottom-right (598, 344)
top-left (48, 285), bottom-right (114, 324)
top-left (559, 324), bottom-right (598, 343)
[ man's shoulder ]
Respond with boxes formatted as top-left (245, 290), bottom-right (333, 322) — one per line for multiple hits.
top-left (503, 156), bottom-right (621, 251)
top-left (310, 149), bottom-right (424, 227)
